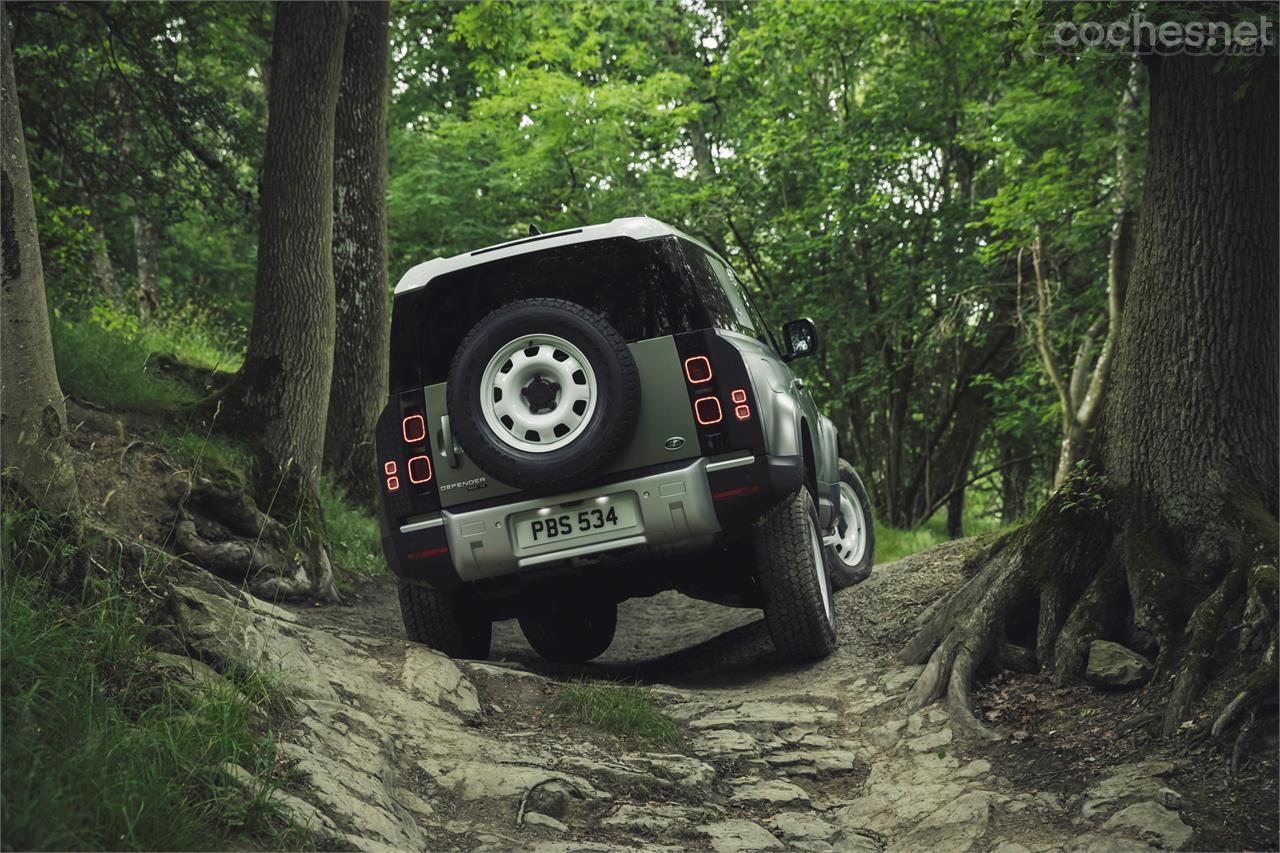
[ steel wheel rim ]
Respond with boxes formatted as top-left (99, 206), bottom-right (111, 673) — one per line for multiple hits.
top-left (834, 481), bottom-right (867, 568)
top-left (479, 333), bottom-right (597, 453)
top-left (809, 512), bottom-right (834, 625)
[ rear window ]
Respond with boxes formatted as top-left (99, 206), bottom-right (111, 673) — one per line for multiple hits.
top-left (390, 236), bottom-right (709, 390)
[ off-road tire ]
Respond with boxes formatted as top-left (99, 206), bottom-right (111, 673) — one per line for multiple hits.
top-left (752, 488), bottom-right (838, 661)
top-left (825, 458), bottom-right (875, 588)
top-left (447, 298), bottom-right (641, 494)
top-left (398, 580), bottom-right (493, 659)
top-left (518, 597), bottom-right (618, 663)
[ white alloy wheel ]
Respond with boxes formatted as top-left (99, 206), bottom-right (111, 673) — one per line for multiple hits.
top-left (833, 481), bottom-right (868, 568)
top-left (809, 512), bottom-right (834, 625)
top-left (479, 334), bottom-right (598, 453)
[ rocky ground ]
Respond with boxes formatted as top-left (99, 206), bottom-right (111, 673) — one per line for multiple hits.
top-left (157, 534), bottom-right (1277, 853)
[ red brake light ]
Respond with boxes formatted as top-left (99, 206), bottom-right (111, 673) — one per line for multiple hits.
top-left (383, 460), bottom-right (397, 475)
top-left (407, 454), bottom-right (433, 484)
top-left (684, 356), bottom-right (713, 384)
top-left (731, 388), bottom-right (747, 404)
top-left (734, 404), bottom-right (751, 421)
top-left (402, 414), bottom-right (426, 443)
top-left (386, 475), bottom-right (400, 492)
top-left (694, 396), bottom-right (723, 426)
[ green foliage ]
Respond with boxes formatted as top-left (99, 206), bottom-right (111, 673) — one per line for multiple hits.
top-left (318, 479), bottom-right (385, 585)
top-left (52, 313), bottom-right (199, 409)
top-left (0, 501), bottom-right (305, 851)
top-left (554, 681), bottom-right (681, 746)
top-left (877, 502), bottom-right (1010, 565)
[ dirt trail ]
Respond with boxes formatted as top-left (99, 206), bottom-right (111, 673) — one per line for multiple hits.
top-left (167, 538), bottom-right (1229, 853)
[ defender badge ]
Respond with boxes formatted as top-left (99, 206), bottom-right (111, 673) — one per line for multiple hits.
top-left (663, 436), bottom-right (686, 451)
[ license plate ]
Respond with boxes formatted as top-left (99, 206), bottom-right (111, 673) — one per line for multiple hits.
top-left (514, 495), bottom-right (639, 550)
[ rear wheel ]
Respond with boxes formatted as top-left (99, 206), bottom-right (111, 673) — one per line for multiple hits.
top-left (825, 459), bottom-right (875, 588)
top-left (752, 489), bottom-right (838, 661)
top-left (518, 597), bottom-right (618, 663)
top-left (397, 581), bottom-right (492, 659)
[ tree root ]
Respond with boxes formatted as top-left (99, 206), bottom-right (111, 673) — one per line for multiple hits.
top-left (171, 478), bottom-right (339, 603)
top-left (901, 483), bottom-right (1278, 745)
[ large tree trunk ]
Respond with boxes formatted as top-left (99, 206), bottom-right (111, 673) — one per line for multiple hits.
top-left (0, 23), bottom-right (77, 511)
top-left (904, 50), bottom-right (1277, 742)
top-left (219, 2), bottom-right (347, 599)
top-left (323, 0), bottom-right (390, 507)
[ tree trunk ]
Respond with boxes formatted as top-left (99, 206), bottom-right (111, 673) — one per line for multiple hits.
top-left (904, 50), bottom-right (1277, 741)
top-left (324, 0), bottom-right (390, 507)
top-left (0, 23), bottom-right (77, 511)
top-left (83, 193), bottom-right (119, 305)
top-left (220, 0), bottom-right (347, 526)
top-left (132, 213), bottom-right (159, 321)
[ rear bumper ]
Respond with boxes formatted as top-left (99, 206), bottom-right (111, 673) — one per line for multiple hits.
top-left (381, 453), bottom-right (804, 589)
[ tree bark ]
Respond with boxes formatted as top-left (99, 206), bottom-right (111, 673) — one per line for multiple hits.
top-left (1101, 54), bottom-right (1277, 528)
top-left (132, 213), bottom-right (159, 321)
top-left (82, 192), bottom-right (119, 305)
top-left (324, 0), bottom-right (390, 507)
top-left (220, 0), bottom-right (347, 521)
top-left (0, 22), bottom-right (77, 511)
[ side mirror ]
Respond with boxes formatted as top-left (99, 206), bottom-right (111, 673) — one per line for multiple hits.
top-left (782, 318), bottom-right (819, 361)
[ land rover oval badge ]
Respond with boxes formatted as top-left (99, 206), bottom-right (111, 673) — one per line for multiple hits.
top-left (663, 436), bottom-right (686, 451)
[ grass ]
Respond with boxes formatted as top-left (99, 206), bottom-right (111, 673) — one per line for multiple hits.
top-left (318, 479), bottom-right (384, 584)
top-left (876, 503), bottom-right (1010, 564)
top-left (0, 500), bottom-right (306, 851)
top-left (555, 681), bottom-right (681, 746)
top-left (50, 301), bottom-right (242, 410)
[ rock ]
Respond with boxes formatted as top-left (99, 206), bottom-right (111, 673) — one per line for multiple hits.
top-left (905, 728), bottom-right (952, 752)
top-left (767, 811), bottom-right (840, 841)
top-left (1068, 833), bottom-right (1159, 853)
top-left (1080, 762), bottom-right (1177, 820)
top-left (870, 719), bottom-right (907, 748)
top-left (990, 843), bottom-right (1031, 853)
top-left (695, 729), bottom-right (761, 756)
top-left (887, 791), bottom-right (994, 853)
top-left (730, 778), bottom-right (812, 808)
top-left (955, 759), bottom-right (991, 779)
top-left (691, 702), bottom-right (837, 736)
top-left (523, 812), bottom-right (569, 833)
top-left (400, 646), bottom-right (481, 715)
top-left (880, 667), bottom-right (923, 694)
top-left (1085, 640), bottom-right (1153, 687)
top-left (700, 819), bottom-right (785, 852)
top-left (602, 804), bottom-right (705, 836)
top-left (1101, 801), bottom-right (1194, 850)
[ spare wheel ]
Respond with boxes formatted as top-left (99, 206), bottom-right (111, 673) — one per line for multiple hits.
top-left (446, 298), bottom-right (641, 494)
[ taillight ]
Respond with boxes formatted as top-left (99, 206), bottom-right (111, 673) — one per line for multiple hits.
top-left (384, 460), bottom-right (400, 491)
top-left (684, 355), bottom-right (713, 384)
top-left (407, 454), bottom-right (433, 484)
top-left (402, 414), bottom-right (426, 443)
top-left (694, 396), bottom-right (723, 426)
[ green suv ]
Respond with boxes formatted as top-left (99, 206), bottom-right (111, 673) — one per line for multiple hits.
top-left (376, 217), bottom-right (874, 663)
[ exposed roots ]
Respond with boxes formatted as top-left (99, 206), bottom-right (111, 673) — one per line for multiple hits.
top-left (171, 478), bottom-right (339, 603)
top-left (901, 483), bottom-right (1279, 744)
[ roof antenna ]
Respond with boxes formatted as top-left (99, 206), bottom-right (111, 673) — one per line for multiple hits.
top-left (528, 224), bottom-right (541, 236)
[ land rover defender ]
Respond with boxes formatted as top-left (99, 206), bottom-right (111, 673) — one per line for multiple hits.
top-left (376, 217), bottom-right (874, 662)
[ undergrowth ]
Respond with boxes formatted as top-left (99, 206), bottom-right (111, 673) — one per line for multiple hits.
top-left (555, 681), bottom-right (681, 746)
top-left (0, 498), bottom-right (309, 851)
top-left (877, 502), bottom-right (1011, 564)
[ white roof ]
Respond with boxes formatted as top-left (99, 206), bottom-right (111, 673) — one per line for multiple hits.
top-left (393, 216), bottom-right (692, 295)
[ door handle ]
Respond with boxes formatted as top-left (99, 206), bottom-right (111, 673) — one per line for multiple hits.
top-left (792, 378), bottom-right (805, 390)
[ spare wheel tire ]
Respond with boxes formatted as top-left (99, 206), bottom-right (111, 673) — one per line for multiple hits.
top-left (447, 298), bottom-right (641, 494)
